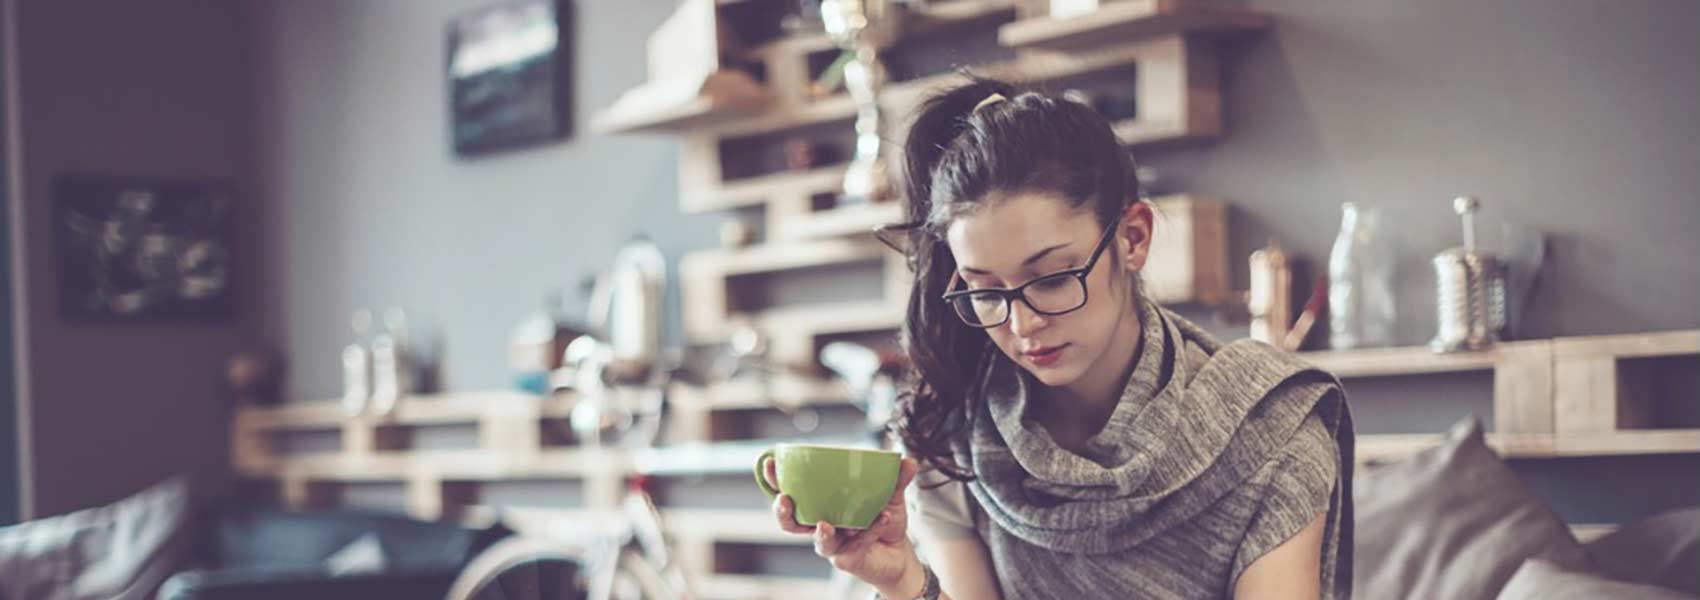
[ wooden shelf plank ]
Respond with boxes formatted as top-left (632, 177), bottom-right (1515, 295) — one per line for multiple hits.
top-left (1297, 339), bottom-right (1551, 378)
top-left (591, 95), bottom-right (771, 136)
top-left (665, 509), bottom-right (811, 546)
top-left (1551, 329), bottom-right (1699, 359)
top-left (737, 0), bottom-right (1016, 64)
top-left (1356, 429), bottom-right (1700, 464)
top-left (712, 35), bottom-right (1192, 140)
top-left (683, 165), bottom-right (850, 214)
top-left (669, 375), bottom-right (854, 412)
top-left (235, 390), bottom-right (563, 431)
top-left (236, 447), bottom-right (627, 482)
top-left (772, 201), bottom-right (905, 241)
top-left (685, 237), bottom-right (887, 277)
top-left (696, 574), bottom-right (834, 600)
top-left (235, 401), bottom-right (346, 431)
top-left (999, 0), bottom-right (1268, 52)
top-left (629, 437), bottom-right (878, 477)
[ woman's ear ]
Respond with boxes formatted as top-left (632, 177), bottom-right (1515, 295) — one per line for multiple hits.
top-left (1121, 201), bottom-right (1154, 273)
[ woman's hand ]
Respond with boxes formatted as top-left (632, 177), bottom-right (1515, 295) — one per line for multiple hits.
top-left (765, 456), bottom-right (926, 597)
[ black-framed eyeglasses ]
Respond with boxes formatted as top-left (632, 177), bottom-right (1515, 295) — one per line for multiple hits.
top-left (939, 214), bottom-right (1121, 328)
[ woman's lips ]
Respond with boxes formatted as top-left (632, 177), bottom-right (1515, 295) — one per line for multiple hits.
top-left (1023, 344), bottom-right (1068, 367)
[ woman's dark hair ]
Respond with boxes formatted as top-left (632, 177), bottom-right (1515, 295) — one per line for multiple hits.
top-left (889, 74), bottom-right (1142, 482)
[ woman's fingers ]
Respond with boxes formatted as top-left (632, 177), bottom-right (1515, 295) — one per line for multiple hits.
top-left (889, 458), bottom-right (920, 507)
top-left (814, 521), bottom-right (844, 557)
top-left (763, 457), bottom-right (781, 490)
top-left (772, 494), bottom-right (814, 534)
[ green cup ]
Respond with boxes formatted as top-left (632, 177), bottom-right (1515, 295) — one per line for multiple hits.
top-left (755, 444), bottom-right (901, 529)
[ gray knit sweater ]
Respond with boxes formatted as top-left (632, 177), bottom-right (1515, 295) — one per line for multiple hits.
top-left (911, 297), bottom-right (1353, 599)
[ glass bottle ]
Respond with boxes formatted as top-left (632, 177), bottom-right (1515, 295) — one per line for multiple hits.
top-left (341, 309), bottom-right (373, 417)
top-left (1328, 203), bottom-right (1395, 349)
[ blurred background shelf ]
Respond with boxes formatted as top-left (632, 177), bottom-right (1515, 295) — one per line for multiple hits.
top-left (999, 0), bottom-right (1268, 52)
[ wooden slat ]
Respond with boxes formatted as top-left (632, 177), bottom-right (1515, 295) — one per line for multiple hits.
top-left (665, 509), bottom-right (811, 546)
top-left (1493, 340), bottom-right (1555, 434)
top-left (999, 0), bottom-right (1268, 52)
top-left (1553, 330), bottom-right (1698, 433)
top-left (235, 401), bottom-right (346, 431)
top-left (1145, 195), bottom-right (1228, 305)
top-left (1356, 429), bottom-right (1700, 464)
top-left (711, 34), bottom-right (1197, 140)
top-left (687, 237), bottom-right (887, 277)
top-left (590, 94), bottom-right (770, 136)
top-left (669, 375), bottom-right (853, 412)
top-left (696, 575), bottom-right (834, 600)
top-left (683, 165), bottom-right (850, 214)
top-left (1298, 339), bottom-right (1551, 378)
top-left (1551, 329), bottom-right (1700, 359)
top-left (771, 201), bottom-right (904, 241)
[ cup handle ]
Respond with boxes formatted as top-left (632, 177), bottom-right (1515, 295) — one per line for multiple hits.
top-left (754, 448), bottom-right (778, 500)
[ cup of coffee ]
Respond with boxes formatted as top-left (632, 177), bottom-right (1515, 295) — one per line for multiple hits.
top-left (754, 443), bottom-right (901, 529)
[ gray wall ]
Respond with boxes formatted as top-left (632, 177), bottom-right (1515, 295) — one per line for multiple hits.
top-left (252, 0), bottom-right (1699, 525)
top-left (1152, 0), bottom-right (1700, 344)
top-left (258, 0), bottom-right (1699, 403)
top-left (252, 0), bottom-right (718, 402)
top-left (11, 0), bottom-right (257, 516)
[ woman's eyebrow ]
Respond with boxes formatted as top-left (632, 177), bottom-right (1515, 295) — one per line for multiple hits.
top-left (959, 242), bottom-right (1073, 275)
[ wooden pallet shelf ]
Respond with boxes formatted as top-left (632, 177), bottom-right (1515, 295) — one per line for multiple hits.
top-left (1298, 340), bottom-right (1550, 378)
top-left (772, 201), bottom-right (905, 241)
top-left (1302, 329), bottom-right (1698, 436)
top-left (669, 374), bottom-right (854, 412)
top-left (697, 574), bottom-right (833, 600)
top-left (683, 164), bottom-right (850, 214)
top-left (233, 390), bottom-right (567, 432)
top-left (999, 0), bottom-right (1268, 52)
top-left (705, 33), bottom-right (1213, 141)
top-left (1357, 429), bottom-right (1700, 464)
top-left (590, 93), bottom-right (772, 136)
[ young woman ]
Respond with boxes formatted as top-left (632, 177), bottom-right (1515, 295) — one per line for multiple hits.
top-left (762, 76), bottom-right (1354, 600)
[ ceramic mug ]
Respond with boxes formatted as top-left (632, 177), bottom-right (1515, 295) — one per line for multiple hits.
top-left (754, 444), bottom-right (900, 529)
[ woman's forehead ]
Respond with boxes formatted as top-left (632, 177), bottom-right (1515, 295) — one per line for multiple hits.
top-left (945, 192), bottom-right (1096, 268)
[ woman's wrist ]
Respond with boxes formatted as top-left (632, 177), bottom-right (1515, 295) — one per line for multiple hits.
top-left (874, 550), bottom-right (931, 600)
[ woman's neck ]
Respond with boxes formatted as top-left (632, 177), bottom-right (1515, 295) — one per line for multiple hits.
top-left (1040, 291), bottom-right (1146, 446)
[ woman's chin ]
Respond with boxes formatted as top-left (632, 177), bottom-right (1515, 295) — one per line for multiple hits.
top-left (1026, 364), bottom-right (1081, 388)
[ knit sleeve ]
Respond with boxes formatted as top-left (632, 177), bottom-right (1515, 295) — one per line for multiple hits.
top-left (1229, 411), bottom-right (1340, 592)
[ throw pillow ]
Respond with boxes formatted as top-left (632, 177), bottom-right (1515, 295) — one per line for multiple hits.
top-left (1353, 416), bottom-right (1591, 599)
top-left (1496, 558), bottom-right (1694, 600)
top-left (0, 476), bottom-right (194, 600)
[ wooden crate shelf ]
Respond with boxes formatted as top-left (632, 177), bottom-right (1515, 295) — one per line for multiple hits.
top-left (1300, 329), bottom-right (1697, 436)
top-left (772, 201), bottom-right (905, 241)
top-left (1298, 340), bottom-right (1550, 378)
top-left (683, 164), bottom-right (850, 214)
top-left (1357, 429), bottom-right (1700, 464)
top-left (705, 33), bottom-right (1214, 142)
top-left (669, 374), bottom-right (854, 412)
top-left (1144, 195), bottom-right (1229, 305)
top-left (697, 575), bottom-right (834, 600)
top-left (998, 0), bottom-right (1268, 52)
top-left (590, 93), bottom-right (772, 136)
top-left (233, 390), bottom-right (567, 432)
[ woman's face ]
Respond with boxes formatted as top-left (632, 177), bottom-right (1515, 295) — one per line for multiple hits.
top-left (944, 192), bottom-right (1151, 389)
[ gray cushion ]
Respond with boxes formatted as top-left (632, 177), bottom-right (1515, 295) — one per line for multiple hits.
top-left (1584, 507), bottom-right (1700, 595)
top-left (1353, 417), bottom-right (1592, 600)
top-left (1496, 558), bottom-right (1695, 600)
top-left (0, 477), bottom-right (193, 600)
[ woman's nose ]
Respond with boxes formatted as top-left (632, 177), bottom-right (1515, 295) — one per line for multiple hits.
top-left (1005, 299), bottom-right (1050, 337)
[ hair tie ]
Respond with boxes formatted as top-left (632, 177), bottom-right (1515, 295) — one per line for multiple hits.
top-left (973, 92), bottom-right (1008, 113)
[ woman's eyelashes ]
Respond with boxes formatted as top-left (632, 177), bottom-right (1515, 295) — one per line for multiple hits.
top-left (964, 263), bottom-right (1081, 290)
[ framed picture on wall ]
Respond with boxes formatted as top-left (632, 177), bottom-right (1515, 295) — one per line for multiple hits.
top-left (54, 175), bottom-right (236, 320)
top-left (447, 0), bottom-right (572, 156)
